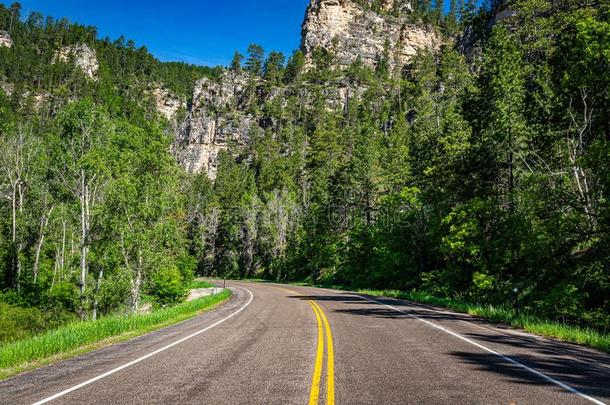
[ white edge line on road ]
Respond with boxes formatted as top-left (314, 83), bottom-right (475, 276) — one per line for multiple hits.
top-left (352, 293), bottom-right (607, 405)
top-left (32, 287), bottom-right (254, 405)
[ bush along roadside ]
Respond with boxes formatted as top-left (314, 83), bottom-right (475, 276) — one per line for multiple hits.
top-left (0, 289), bottom-right (231, 380)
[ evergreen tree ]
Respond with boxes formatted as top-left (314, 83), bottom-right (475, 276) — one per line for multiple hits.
top-left (230, 51), bottom-right (244, 72)
top-left (245, 44), bottom-right (265, 76)
top-left (263, 51), bottom-right (286, 85)
top-left (284, 50), bottom-right (305, 84)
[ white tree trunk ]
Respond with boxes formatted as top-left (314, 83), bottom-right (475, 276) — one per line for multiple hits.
top-left (10, 183), bottom-right (20, 289)
top-left (79, 170), bottom-right (89, 318)
top-left (567, 90), bottom-right (597, 228)
top-left (92, 267), bottom-right (104, 321)
top-left (33, 205), bottom-right (54, 284)
top-left (130, 252), bottom-right (143, 312)
top-left (60, 219), bottom-right (66, 282)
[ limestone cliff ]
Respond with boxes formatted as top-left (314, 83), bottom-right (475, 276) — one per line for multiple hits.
top-left (54, 44), bottom-right (99, 80)
top-left (301, 0), bottom-right (439, 70)
top-left (0, 30), bottom-right (13, 48)
top-left (174, 0), bottom-right (443, 179)
top-left (151, 85), bottom-right (186, 121)
top-left (172, 71), bottom-right (368, 179)
top-left (173, 71), bottom-right (254, 179)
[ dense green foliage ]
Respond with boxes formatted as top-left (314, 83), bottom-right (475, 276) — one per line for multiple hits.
top-left (1, 0), bottom-right (609, 348)
top-left (0, 2), bottom-right (213, 339)
top-left (187, 0), bottom-right (610, 333)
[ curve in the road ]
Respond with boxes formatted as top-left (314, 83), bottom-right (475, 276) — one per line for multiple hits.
top-left (311, 300), bottom-right (335, 405)
top-left (1, 281), bottom-right (609, 404)
top-left (276, 285), bottom-right (336, 405)
top-left (308, 300), bottom-right (324, 405)
top-left (32, 287), bottom-right (254, 405)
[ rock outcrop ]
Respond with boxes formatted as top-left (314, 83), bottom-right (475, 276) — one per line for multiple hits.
top-left (173, 71), bottom-right (254, 179)
top-left (174, 0), bottom-right (443, 179)
top-left (301, 0), bottom-right (439, 70)
top-left (0, 31), bottom-right (13, 48)
top-left (151, 85), bottom-right (185, 121)
top-left (54, 44), bottom-right (99, 80)
top-left (173, 70), bottom-right (370, 179)
top-left (0, 81), bottom-right (13, 96)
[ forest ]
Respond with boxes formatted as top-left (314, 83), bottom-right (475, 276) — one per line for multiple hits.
top-left (0, 0), bottom-right (609, 346)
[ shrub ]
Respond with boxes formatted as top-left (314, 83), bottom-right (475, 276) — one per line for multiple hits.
top-left (0, 302), bottom-right (75, 344)
top-left (0, 303), bottom-right (46, 344)
top-left (149, 267), bottom-right (189, 307)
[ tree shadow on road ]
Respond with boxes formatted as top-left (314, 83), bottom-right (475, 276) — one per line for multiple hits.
top-left (447, 348), bottom-right (610, 400)
top-left (286, 294), bottom-right (370, 304)
top-left (287, 292), bottom-right (610, 402)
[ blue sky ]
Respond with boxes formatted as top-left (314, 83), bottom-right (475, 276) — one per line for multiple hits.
top-left (2, 0), bottom-right (311, 66)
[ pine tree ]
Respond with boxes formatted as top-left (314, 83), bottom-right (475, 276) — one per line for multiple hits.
top-left (230, 51), bottom-right (244, 72)
top-left (449, 0), bottom-right (457, 20)
top-left (463, 0), bottom-right (477, 25)
top-left (480, 25), bottom-right (527, 206)
top-left (245, 44), bottom-right (265, 76)
top-left (446, 0), bottom-right (458, 33)
top-left (436, 0), bottom-right (445, 22)
top-left (8, 2), bottom-right (20, 32)
top-left (457, 0), bottom-right (464, 22)
top-left (263, 51), bottom-right (286, 85)
top-left (284, 50), bottom-right (305, 84)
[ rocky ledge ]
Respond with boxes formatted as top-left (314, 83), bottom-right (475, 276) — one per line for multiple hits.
top-left (0, 30), bottom-right (12, 48)
top-left (301, 0), bottom-right (440, 71)
top-left (54, 44), bottom-right (99, 80)
top-left (173, 71), bottom-right (254, 179)
top-left (151, 85), bottom-right (186, 122)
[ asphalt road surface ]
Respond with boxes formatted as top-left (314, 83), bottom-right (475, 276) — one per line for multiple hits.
top-left (1, 281), bottom-right (609, 404)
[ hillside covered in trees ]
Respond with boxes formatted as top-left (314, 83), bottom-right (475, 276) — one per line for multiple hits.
top-left (0, 0), bottom-right (609, 344)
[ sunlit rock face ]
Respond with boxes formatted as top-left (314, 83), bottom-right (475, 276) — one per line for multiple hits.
top-left (301, 0), bottom-right (439, 70)
top-left (173, 71), bottom-right (254, 179)
top-left (0, 81), bottom-right (13, 96)
top-left (174, 0), bottom-right (443, 179)
top-left (151, 85), bottom-right (185, 121)
top-left (54, 44), bottom-right (99, 80)
top-left (0, 30), bottom-right (13, 48)
top-left (172, 69), bottom-right (373, 179)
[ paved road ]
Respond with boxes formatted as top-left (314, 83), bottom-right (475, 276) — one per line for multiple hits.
top-left (1, 282), bottom-right (609, 404)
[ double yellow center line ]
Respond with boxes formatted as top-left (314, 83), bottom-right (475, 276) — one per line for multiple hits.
top-left (308, 300), bottom-right (335, 405)
top-left (275, 286), bottom-right (335, 404)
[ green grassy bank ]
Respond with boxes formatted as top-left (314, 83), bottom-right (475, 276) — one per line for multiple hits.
top-left (0, 289), bottom-right (231, 380)
top-left (189, 280), bottom-right (215, 289)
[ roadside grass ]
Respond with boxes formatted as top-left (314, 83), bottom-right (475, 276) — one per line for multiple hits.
top-left (0, 289), bottom-right (231, 380)
top-left (242, 279), bottom-right (610, 354)
top-left (190, 280), bottom-right (215, 289)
